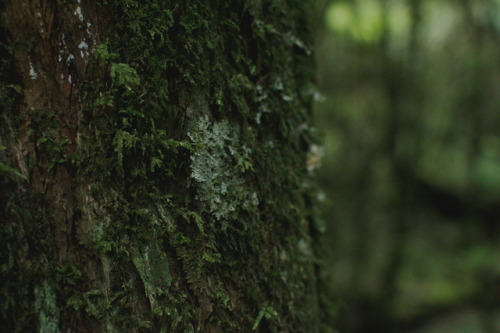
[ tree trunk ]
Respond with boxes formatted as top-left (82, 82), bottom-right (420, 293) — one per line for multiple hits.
top-left (0, 0), bottom-right (321, 332)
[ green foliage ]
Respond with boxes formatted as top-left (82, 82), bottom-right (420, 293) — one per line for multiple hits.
top-left (81, 289), bottom-right (105, 319)
top-left (0, 158), bottom-right (26, 180)
top-left (253, 303), bottom-right (278, 330)
top-left (36, 136), bottom-right (71, 170)
top-left (94, 92), bottom-right (113, 107)
top-left (94, 42), bottom-right (118, 62)
top-left (110, 63), bottom-right (140, 90)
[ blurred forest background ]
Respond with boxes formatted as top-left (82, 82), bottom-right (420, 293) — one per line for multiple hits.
top-left (313, 0), bottom-right (500, 332)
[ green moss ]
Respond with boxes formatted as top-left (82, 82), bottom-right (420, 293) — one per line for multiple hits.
top-left (110, 63), bottom-right (140, 90)
top-left (131, 237), bottom-right (172, 310)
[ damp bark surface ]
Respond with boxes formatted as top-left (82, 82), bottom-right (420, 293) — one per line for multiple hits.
top-left (0, 1), bottom-right (323, 332)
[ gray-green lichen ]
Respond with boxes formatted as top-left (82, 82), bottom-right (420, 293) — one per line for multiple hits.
top-left (35, 281), bottom-right (60, 333)
top-left (188, 115), bottom-right (259, 223)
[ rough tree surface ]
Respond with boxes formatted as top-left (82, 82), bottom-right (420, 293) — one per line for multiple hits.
top-left (0, 0), bottom-right (323, 332)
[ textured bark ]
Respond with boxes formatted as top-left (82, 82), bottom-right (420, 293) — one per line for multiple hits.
top-left (0, 1), bottom-right (321, 332)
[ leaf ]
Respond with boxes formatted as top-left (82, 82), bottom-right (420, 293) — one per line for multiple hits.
top-left (252, 304), bottom-right (278, 330)
top-left (0, 162), bottom-right (27, 180)
top-left (110, 63), bottom-right (140, 89)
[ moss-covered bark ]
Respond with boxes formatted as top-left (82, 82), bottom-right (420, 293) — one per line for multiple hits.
top-left (0, 0), bottom-right (322, 331)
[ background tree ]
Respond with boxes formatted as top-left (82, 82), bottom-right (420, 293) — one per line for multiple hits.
top-left (0, 1), bottom-right (326, 331)
top-left (315, 0), bottom-right (500, 332)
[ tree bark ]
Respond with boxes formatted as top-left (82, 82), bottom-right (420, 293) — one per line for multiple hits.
top-left (0, 1), bottom-right (321, 332)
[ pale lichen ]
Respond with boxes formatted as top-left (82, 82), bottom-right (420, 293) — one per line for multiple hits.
top-left (78, 40), bottom-right (89, 59)
top-left (34, 281), bottom-right (60, 333)
top-left (188, 115), bottom-right (259, 224)
top-left (74, 7), bottom-right (84, 22)
top-left (28, 57), bottom-right (37, 80)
